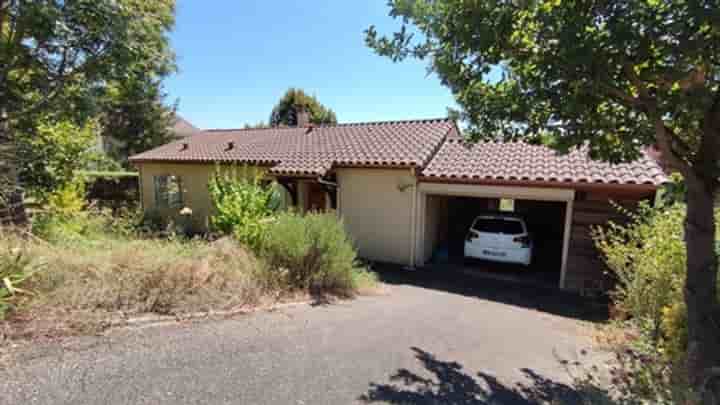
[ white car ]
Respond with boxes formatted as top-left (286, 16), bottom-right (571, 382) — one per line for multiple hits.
top-left (464, 214), bottom-right (533, 266)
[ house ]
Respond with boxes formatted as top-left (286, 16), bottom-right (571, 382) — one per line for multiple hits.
top-left (129, 111), bottom-right (667, 292)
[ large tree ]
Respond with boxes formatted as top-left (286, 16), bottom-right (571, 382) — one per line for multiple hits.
top-left (99, 72), bottom-right (177, 166)
top-left (367, 0), bottom-right (720, 398)
top-left (0, 0), bottom-right (175, 211)
top-left (269, 88), bottom-right (338, 127)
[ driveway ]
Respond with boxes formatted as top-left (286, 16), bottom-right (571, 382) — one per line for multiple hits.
top-left (1, 270), bottom-right (605, 405)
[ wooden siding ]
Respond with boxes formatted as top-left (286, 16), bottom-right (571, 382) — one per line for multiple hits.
top-left (564, 192), bottom-right (654, 293)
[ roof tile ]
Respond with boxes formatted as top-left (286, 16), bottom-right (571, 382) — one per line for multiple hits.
top-left (129, 119), bottom-right (454, 176)
top-left (420, 139), bottom-right (667, 186)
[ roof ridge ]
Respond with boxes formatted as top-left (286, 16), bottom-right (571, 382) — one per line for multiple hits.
top-left (327, 117), bottom-right (451, 127)
top-left (202, 117), bottom-right (452, 133)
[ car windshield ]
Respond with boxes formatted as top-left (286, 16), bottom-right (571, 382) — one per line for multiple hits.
top-left (472, 218), bottom-right (524, 235)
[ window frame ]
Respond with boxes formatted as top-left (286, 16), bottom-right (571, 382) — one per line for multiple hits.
top-left (153, 174), bottom-right (184, 209)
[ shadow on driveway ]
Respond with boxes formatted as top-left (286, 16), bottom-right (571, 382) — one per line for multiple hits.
top-left (373, 265), bottom-right (609, 323)
top-left (358, 347), bottom-right (598, 405)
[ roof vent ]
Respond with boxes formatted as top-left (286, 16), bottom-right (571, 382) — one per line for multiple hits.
top-left (226, 141), bottom-right (235, 151)
top-left (179, 142), bottom-right (189, 151)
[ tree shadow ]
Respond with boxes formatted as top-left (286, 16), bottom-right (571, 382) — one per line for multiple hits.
top-left (359, 347), bottom-right (588, 405)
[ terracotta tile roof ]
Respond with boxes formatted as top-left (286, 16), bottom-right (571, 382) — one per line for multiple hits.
top-left (420, 139), bottom-right (667, 186)
top-left (170, 115), bottom-right (200, 138)
top-left (129, 118), bottom-right (456, 176)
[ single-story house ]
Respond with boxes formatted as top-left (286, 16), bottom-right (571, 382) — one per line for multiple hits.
top-left (129, 113), bottom-right (667, 292)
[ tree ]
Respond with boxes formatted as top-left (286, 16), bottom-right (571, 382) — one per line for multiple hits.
top-left (99, 72), bottom-right (177, 166)
top-left (16, 118), bottom-right (97, 199)
top-left (269, 88), bottom-right (338, 127)
top-left (0, 0), bottom-right (176, 215)
top-left (367, 0), bottom-right (720, 397)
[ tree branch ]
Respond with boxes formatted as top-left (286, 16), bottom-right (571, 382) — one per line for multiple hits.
top-left (654, 119), bottom-right (692, 176)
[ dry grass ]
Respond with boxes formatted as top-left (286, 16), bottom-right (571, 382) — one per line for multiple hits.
top-left (0, 230), bottom-right (379, 342)
top-left (27, 237), bottom-right (269, 315)
top-left (0, 235), bottom-right (280, 340)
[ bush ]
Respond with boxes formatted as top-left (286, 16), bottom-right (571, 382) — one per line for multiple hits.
top-left (0, 237), bottom-right (40, 319)
top-left (208, 166), bottom-right (282, 249)
top-left (594, 204), bottom-right (688, 344)
top-left (593, 203), bottom-right (720, 402)
top-left (17, 118), bottom-right (98, 200)
top-left (261, 212), bottom-right (369, 296)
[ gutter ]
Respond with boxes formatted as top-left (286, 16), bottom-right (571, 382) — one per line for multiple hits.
top-left (317, 177), bottom-right (338, 188)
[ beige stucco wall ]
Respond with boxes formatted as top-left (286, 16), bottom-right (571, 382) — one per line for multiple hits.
top-left (138, 163), bottom-right (271, 232)
top-left (337, 168), bottom-right (416, 265)
top-left (423, 195), bottom-right (448, 264)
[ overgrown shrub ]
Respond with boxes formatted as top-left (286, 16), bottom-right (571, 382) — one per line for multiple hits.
top-left (593, 203), bottom-right (720, 403)
top-left (208, 166), bottom-right (282, 249)
top-left (261, 212), bottom-right (370, 296)
top-left (0, 237), bottom-right (40, 319)
top-left (24, 238), bottom-right (265, 316)
top-left (594, 204), bottom-right (688, 343)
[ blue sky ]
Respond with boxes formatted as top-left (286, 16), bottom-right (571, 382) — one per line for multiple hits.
top-left (165, 1), bottom-right (458, 129)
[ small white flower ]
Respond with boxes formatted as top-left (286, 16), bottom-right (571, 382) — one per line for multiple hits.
top-left (179, 207), bottom-right (193, 216)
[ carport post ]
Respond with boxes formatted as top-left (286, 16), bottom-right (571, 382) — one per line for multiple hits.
top-left (559, 199), bottom-right (574, 290)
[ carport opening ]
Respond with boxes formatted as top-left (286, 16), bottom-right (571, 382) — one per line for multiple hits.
top-left (424, 195), bottom-right (566, 288)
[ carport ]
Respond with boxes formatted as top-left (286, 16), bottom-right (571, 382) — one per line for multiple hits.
top-left (412, 182), bottom-right (575, 289)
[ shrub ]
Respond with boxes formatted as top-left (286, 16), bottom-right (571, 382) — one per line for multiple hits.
top-left (593, 203), bottom-right (720, 402)
top-left (17, 118), bottom-right (98, 200)
top-left (208, 166), bottom-right (282, 249)
top-left (0, 236), bottom-right (40, 319)
top-left (32, 203), bottom-right (140, 246)
top-left (261, 212), bottom-right (368, 296)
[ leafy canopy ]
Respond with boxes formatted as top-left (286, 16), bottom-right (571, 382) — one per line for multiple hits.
top-left (269, 88), bottom-right (338, 127)
top-left (0, 0), bottom-right (176, 121)
top-left (366, 0), bottom-right (720, 171)
top-left (99, 73), bottom-right (177, 166)
top-left (16, 118), bottom-right (97, 199)
top-left (0, 0), bottom-right (176, 194)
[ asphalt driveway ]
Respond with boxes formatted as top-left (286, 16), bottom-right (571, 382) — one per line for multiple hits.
top-left (1, 270), bottom-right (605, 405)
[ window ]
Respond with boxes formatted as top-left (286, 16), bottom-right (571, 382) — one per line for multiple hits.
top-left (499, 198), bottom-right (515, 212)
top-left (154, 175), bottom-right (183, 208)
top-left (472, 218), bottom-right (524, 235)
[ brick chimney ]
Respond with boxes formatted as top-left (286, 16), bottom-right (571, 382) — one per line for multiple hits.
top-left (295, 106), bottom-right (310, 127)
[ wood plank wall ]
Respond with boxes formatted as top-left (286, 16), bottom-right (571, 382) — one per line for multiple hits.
top-left (564, 190), bottom-right (654, 293)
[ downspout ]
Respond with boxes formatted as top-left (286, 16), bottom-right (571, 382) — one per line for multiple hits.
top-left (136, 164), bottom-right (144, 212)
top-left (409, 167), bottom-right (418, 269)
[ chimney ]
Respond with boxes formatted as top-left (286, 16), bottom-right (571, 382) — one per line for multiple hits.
top-left (295, 106), bottom-right (310, 128)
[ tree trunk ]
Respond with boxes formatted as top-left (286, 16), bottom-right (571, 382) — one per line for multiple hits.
top-left (0, 108), bottom-right (27, 227)
top-left (684, 173), bottom-right (720, 402)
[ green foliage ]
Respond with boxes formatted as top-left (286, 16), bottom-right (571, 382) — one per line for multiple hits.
top-left (98, 74), bottom-right (178, 166)
top-left (46, 178), bottom-right (87, 216)
top-left (32, 202), bottom-right (139, 247)
top-left (593, 204), bottom-right (720, 402)
top-left (366, 0), bottom-right (720, 166)
top-left (0, 237), bottom-right (40, 319)
top-left (0, 0), bottom-right (176, 194)
top-left (208, 167), bottom-right (282, 249)
top-left (269, 88), bottom-right (338, 127)
top-left (658, 173), bottom-right (687, 208)
top-left (594, 204), bottom-right (688, 342)
top-left (17, 119), bottom-right (97, 199)
top-left (262, 212), bottom-right (368, 296)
